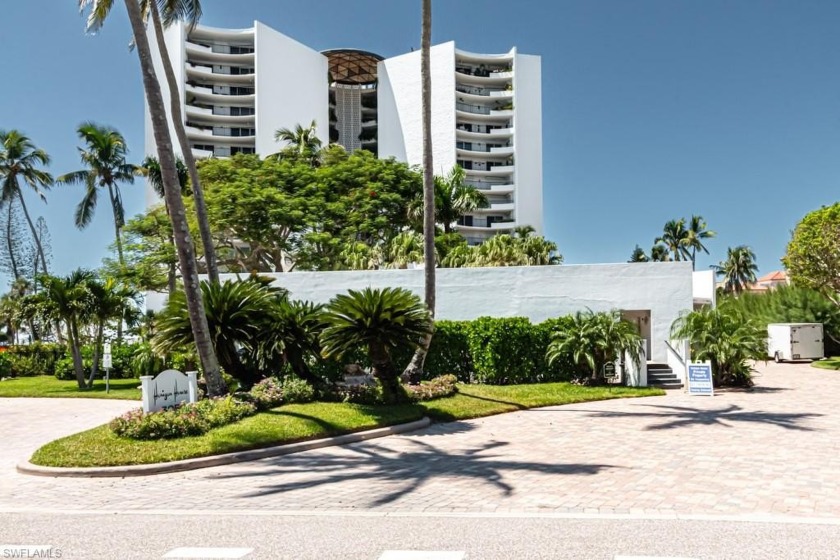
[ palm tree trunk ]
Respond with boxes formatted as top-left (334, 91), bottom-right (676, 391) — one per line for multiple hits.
top-left (69, 320), bottom-right (85, 390)
top-left (16, 192), bottom-right (47, 275)
top-left (106, 184), bottom-right (125, 265)
top-left (124, 0), bottom-right (226, 397)
top-left (5, 202), bottom-right (20, 280)
top-left (149, 3), bottom-right (219, 284)
top-left (88, 320), bottom-right (103, 388)
top-left (403, 0), bottom-right (435, 384)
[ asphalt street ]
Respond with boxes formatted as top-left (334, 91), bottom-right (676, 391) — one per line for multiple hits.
top-left (1, 512), bottom-right (838, 560)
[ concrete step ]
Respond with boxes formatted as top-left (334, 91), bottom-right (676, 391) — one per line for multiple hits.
top-left (648, 372), bottom-right (679, 381)
top-left (651, 381), bottom-right (684, 389)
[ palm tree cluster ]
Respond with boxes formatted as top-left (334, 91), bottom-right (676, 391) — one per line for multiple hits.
top-left (670, 303), bottom-right (766, 386)
top-left (546, 310), bottom-right (643, 383)
top-left (630, 216), bottom-right (715, 269)
top-left (154, 279), bottom-right (432, 403)
top-left (13, 270), bottom-right (137, 389)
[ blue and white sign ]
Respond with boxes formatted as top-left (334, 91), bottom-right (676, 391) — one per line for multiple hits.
top-left (687, 362), bottom-right (714, 396)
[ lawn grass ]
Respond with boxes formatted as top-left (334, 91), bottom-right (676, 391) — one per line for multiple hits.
top-left (811, 357), bottom-right (840, 370)
top-left (0, 376), bottom-right (141, 400)
top-left (30, 382), bottom-right (663, 468)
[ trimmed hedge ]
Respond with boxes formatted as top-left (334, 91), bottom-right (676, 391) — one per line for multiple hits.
top-left (6, 343), bottom-right (65, 377)
top-left (54, 344), bottom-right (139, 380)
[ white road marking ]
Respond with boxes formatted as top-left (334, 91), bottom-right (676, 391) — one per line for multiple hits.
top-left (162, 547), bottom-right (253, 558)
top-left (379, 552), bottom-right (465, 560)
top-left (615, 556), bottom-right (699, 560)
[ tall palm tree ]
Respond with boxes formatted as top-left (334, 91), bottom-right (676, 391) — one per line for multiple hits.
top-left (403, 0), bottom-right (435, 383)
top-left (145, 0), bottom-right (220, 284)
top-left (656, 218), bottom-right (690, 262)
top-left (0, 130), bottom-right (53, 276)
top-left (80, 0), bottom-right (226, 397)
top-left (685, 215), bottom-right (716, 270)
top-left (712, 245), bottom-right (758, 295)
top-left (58, 123), bottom-right (139, 265)
top-left (274, 121), bottom-right (322, 165)
top-left (141, 155), bottom-right (188, 293)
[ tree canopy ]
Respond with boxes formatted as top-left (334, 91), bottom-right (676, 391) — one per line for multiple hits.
top-left (783, 204), bottom-right (840, 306)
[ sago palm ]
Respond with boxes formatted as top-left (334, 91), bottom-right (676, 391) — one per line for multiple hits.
top-left (0, 130), bottom-right (53, 275)
top-left (153, 278), bottom-right (285, 389)
top-left (58, 123), bottom-right (139, 265)
top-left (256, 300), bottom-right (326, 386)
top-left (321, 287), bottom-right (432, 403)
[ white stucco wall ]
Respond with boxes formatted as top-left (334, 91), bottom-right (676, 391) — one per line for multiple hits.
top-left (146, 262), bottom-right (693, 363)
top-left (692, 270), bottom-right (717, 306)
top-left (254, 22), bottom-right (328, 156)
top-left (377, 42), bottom-right (456, 175)
top-left (513, 52), bottom-right (543, 235)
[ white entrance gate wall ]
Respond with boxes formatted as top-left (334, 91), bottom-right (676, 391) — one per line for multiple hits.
top-left (147, 262), bottom-right (694, 364)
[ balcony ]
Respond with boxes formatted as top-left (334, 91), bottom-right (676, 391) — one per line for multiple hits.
top-left (361, 119), bottom-right (378, 128)
top-left (473, 202), bottom-right (515, 213)
top-left (186, 83), bottom-right (255, 104)
top-left (186, 64), bottom-right (254, 84)
top-left (185, 125), bottom-right (255, 146)
top-left (185, 106), bottom-right (255, 125)
top-left (465, 164), bottom-right (514, 178)
top-left (456, 126), bottom-right (514, 139)
top-left (456, 145), bottom-right (513, 159)
top-left (185, 43), bottom-right (255, 65)
top-left (191, 148), bottom-right (214, 159)
top-left (491, 220), bottom-right (517, 230)
top-left (456, 103), bottom-right (512, 121)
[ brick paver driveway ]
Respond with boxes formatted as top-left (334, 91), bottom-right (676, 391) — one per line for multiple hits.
top-left (3, 362), bottom-right (840, 521)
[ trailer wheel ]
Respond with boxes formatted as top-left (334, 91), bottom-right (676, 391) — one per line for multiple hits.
top-left (774, 352), bottom-right (782, 363)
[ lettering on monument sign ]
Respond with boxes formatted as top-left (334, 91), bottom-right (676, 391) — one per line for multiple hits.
top-left (140, 369), bottom-right (198, 413)
top-left (687, 362), bottom-right (714, 396)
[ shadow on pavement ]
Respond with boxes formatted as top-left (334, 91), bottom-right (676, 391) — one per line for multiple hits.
top-left (581, 403), bottom-right (821, 431)
top-left (219, 438), bottom-right (617, 506)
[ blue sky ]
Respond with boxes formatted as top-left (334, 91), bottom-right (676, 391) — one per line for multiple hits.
top-left (1, 0), bottom-right (838, 284)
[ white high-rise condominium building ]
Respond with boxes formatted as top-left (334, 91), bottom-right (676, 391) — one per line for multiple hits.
top-left (146, 22), bottom-right (543, 240)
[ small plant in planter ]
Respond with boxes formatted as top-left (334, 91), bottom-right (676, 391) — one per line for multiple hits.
top-left (320, 287), bottom-right (432, 404)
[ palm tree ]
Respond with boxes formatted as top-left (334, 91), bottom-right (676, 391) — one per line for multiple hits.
top-left (685, 215), bottom-right (716, 270)
top-left (80, 0), bottom-right (226, 397)
top-left (547, 310), bottom-right (642, 382)
top-left (656, 218), bottom-right (690, 262)
top-left (86, 277), bottom-right (137, 387)
top-left (671, 304), bottom-right (765, 386)
top-left (0, 130), bottom-right (53, 276)
top-left (321, 287), bottom-right (433, 403)
top-left (712, 245), bottom-right (758, 295)
top-left (38, 270), bottom-right (95, 389)
top-left (274, 121), bottom-right (322, 165)
top-left (403, 0), bottom-right (436, 383)
top-left (256, 300), bottom-right (326, 386)
top-left (409, 165), bottom-right (488, 233)
top-left (514, 225), bottom-right (536, 239)
top-left (650, 244), bottom-right (671, 262)
top-left (385, 231), bottom-right (425, 269)
top-left (58, 123), bottom-right (139, 265)
top-left (153, 279), bottom-right (283, 389)
top-left (145, 0), bottom-right (220, 284)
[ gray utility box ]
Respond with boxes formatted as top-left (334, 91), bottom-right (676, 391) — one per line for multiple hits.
top-left (767, 323), bottom-right (824, 363)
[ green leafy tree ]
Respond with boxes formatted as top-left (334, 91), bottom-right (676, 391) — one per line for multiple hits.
top-left (783, 204), bottom-right (840, 306)
top-left (321, 287), bottom-right (433, 403)
top-left (546, 310), bottom-right (642, 382)
top-left (713, 245), bottom-right (758, 295)
top-left (0, 130), bottom-right (53, 275)
top-left (58, 123), bottom-right (140, 265)
top-left (671, 303), bottom-right (766, 386)
top-left (629, 245), bottom-right (649, 263)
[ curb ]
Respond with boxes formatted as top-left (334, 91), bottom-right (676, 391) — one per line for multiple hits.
top-left (17, 416), bottom-right (431, 478)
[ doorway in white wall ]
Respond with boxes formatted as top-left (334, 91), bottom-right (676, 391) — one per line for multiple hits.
top-left (620, 309), bottom-right (652, 359)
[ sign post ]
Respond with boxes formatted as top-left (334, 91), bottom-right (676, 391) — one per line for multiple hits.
top-left (603, 362), bottom-right (617, 391)
top-left (687, 362), bottom-right (714, 396)
top-left (102, 343), bottom-right (112, 393)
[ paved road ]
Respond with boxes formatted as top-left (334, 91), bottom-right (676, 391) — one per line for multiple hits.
top-left (1, 511), bottom-right (838, 559)
top-left (2, 362), bottom-right (840, 523)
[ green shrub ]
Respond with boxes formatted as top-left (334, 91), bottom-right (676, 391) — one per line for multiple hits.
top-left (0, 352), bottom-right (12, 378)
top-left (465, 317), bottom-right (548, 384)
top-left (330, 383), bottom-right (383, 405)
top-left (247, 377), bottom-right (284, 410)
top-left (280, 376), bottom-right (315, 404)
top-left (7, 343), bottom-right (65, 377)
top-left (405, 374), bottom-right (458, 401)
top-left (424, 321), bottom-right (473, 381)
top-left (109, 396), bottom-right (257, 440)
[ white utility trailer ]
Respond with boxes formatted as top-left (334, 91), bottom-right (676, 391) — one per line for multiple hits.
top-left (767, 323), bottom-right (824, 363)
